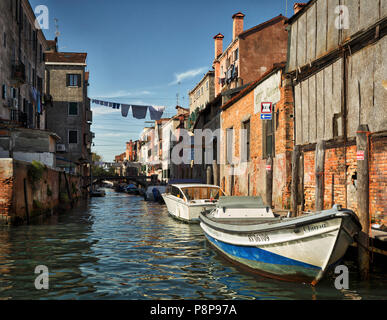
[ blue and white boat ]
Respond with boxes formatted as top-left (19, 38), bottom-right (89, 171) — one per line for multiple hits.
top-left (199, 197), bottom-right (361, 285)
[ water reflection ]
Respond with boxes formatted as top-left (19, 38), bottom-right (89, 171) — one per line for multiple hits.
top-left (0, 189), bottom-right (385, 300)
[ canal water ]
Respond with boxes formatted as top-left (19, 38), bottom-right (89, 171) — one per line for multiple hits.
top-left (0, 189), bottom-right (385, 300)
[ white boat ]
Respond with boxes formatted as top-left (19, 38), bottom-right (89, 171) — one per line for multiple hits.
top-left (199, 196), bottom-right (361, 285)
top-left (162, 184), bottom-right (226, 223)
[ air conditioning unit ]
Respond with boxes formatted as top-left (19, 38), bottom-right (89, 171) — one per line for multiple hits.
top-left (56, 144), bottom-right (66, 152)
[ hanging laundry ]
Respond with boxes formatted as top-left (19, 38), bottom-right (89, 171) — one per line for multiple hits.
top-left (149, 105), bottom-right (166, 120)
top-left (132, 105), bottom-right (149, 119)
top-left (121, 104), bottom-right (130, 117)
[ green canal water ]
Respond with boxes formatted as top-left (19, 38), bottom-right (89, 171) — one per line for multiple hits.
top-left (0, 189), bottom-right (385, 300)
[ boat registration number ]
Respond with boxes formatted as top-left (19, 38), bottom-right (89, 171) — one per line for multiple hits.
top-left (248, 233), bottom-right (270, 243)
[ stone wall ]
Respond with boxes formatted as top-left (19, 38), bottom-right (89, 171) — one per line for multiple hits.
top-left (0, 158), bottom-right (84, 225)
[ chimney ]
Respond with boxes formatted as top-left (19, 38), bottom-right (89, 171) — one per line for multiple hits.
top-left (232, 12), bottom-right (245, 41)
top-left (213, 33), bottom-right (224, 59)
top-left (293, 3), bottom-right (307, 14)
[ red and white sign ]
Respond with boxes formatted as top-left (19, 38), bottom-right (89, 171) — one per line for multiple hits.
top-left (261, 102), bottom-right (272, 114)
top-left (357, 150), bottom-right (365, 161)
top-left (266, 165), bottom-right (272, 171)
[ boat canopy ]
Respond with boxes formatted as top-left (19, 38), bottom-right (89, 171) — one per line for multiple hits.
top-left (217, 196), bottom-right (268, 209)
top-left (180, 186), bottom-right (224, 201)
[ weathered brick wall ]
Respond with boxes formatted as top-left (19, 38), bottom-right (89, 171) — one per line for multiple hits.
top-left (220, 72), bottom-right (294, 209)
top-left (0, 159), bottom-right (83, 225)
top-left (0, 159), bottom-right (14, 224)
top-left (302, 138), bottom-right (386, 225)
top-left (370, 138), bottom-right (387, 225)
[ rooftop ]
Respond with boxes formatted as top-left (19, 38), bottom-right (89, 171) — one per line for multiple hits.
top-left (45, 52), bottom-right (88, 64)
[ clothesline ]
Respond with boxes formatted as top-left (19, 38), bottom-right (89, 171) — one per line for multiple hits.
top-left (91, 99), bottom-right (166, 120)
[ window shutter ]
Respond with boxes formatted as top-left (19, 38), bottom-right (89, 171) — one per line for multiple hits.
top-left (2, 84), bottom-right (7, 99)
top-left (77, 74), bottom-right (81, 87)
top-left (66, 74), bottom-right (70, 87)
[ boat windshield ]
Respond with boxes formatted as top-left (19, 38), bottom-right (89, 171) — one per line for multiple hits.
top-left (181, 187), bottom-right (224, 201)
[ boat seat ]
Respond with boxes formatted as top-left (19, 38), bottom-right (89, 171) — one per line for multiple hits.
top-left (217, 196), bottom-right (269, 209)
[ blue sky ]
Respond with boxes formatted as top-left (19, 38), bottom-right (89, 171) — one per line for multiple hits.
top-left (30, 0), bottom-right (301, 162)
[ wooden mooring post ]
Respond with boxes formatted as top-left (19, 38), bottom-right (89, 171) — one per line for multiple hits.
top-left (291, 146), bottom-right (300, 217)
top-left (266, 156), bottom-right (273, 208)
top-left (315, 140), bottom-right (325, 211)
top-left (356, 124), bottom-right (370, 280)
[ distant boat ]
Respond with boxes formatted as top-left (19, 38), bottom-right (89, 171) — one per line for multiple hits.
top-left (125, 184), bottom-right (139, 195)
top-left (199, 197), bottom-right (361, 285)
top-left (90, 189), bottom-right (106, 197)
top-left (144, 185), bottom-right (167, 203)
top-left (162, 184), bottom-right (226, 223)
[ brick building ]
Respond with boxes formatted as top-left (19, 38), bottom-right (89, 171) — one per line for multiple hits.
top-left (286, 0), bottom-right (386, 225)
top-left (219, 64), bottom-right (294, 210)
top-left (213, 13), bottom-right (288, 98)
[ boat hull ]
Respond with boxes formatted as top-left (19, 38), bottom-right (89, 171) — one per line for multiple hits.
top-left (200, 209), bottom-right (361, 284)
top-left (163, 194), bottom-right (216, 223)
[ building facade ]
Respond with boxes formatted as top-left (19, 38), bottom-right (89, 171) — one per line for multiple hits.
top-left (188, 71), bottom-right (215, 114)
top-left (0, 0), bottom-right (48, 129)
top-left (45, 48), bottom-right (93, 175)
top-left (213, 13), bottom-right (289, 98)
top-left (286, 0), bottom-right (386, 226)
top-left (0, 0), bottom-right (61, 167)
top-left (220, 65), bottom-right (294, 210)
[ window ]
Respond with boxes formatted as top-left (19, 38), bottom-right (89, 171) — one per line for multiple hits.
top-left (66, 74), bottom-right (81, 87)
top-left (2, 84), bottom-right (7, 100)
top-left (234, 48), bottom-right (239, 61)
top-left (206, 81), bottom-right (209, 90)
top-left (263, 105), bottom-right (275, 159)
top-left (242, 119), bottom-right (250, 162)
top-left (39, 44), bottom-right (43, 63)
top-left (68, 130), bottom-right (78, 144)
top-left (226, 127), bottom-right (234, 164)
top-left (3, 32), bottom-right (6, 48)
top-left (68, 102), bottom-right (78, 115)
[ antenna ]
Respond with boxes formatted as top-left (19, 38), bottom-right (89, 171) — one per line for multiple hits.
top-left (176, 81), bottom-right (181, 106)
top-left (54, 18), bottom-right (60, 38)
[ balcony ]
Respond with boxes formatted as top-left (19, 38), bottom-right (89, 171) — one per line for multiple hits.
top-left (11, 63), bottom-right (26, 85)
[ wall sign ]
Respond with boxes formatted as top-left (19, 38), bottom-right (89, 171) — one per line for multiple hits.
top-left (261, 102), bottom-right (272, 114)
top-left (357, 150), bottom-right (365, 161)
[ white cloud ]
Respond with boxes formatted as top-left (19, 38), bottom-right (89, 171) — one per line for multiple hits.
top-left (91, 105), bottom-right (121, 116)
top-left (169, 67), bottom-right (207, 85)
top-left (96, 90), bottom-right (152, 99)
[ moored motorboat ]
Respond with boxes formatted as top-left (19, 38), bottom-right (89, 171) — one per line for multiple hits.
top-left (144, 185), bottom-right (167, 202)
top-left (162, 184), bottom-right (226, 223)
top-left (199, 196), bottom-right (361, 285)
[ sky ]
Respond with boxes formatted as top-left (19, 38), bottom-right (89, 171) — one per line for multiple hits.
top-left (30, 0), bottom-right (301, 162)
